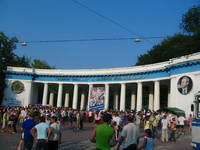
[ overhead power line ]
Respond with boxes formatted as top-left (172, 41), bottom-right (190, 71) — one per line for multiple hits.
top-left (18, 36), bottom-right (165, 45)
top-left (71, 0), bottom-right (140, 37)
top-left (18, 1), bottom-right (159, 46)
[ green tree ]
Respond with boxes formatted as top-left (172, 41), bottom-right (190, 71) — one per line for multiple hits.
top-left (0, 32), bottom-right (30, 68)
top-left (0, 32), bottom-right (18, 104)
top-left (12, 56), bottom-right (31, 68)
top-left (180, 5), bottom-right (200, 34)
top-left (31, 59), bottom-right (54, 69)
top-left (0, 32), bottom-right (54, 104)
top-left (136, 5), bottom-right (200, 65)
top-left (136, 34), bottom-right (200, 65)
top-left (0, 32), bottom-right (18, 68)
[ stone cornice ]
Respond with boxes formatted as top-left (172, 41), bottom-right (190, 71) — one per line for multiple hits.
top-left (6, 52), bottom-right (200, 76)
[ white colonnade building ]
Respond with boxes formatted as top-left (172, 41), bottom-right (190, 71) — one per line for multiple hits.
top-left (2, 52), bottom-right (200, 116)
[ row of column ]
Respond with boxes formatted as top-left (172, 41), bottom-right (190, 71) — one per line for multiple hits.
top-left (41, 81), bottom-right (160, 111)
top-left (113, 81), bottom-right (160, 111)
top-left (42, 83), bottom-right (80, 109)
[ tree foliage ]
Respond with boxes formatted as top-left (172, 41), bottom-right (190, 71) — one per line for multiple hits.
top-left (31, 59), bottom-right (54, 69)
top-left (0, 32), bottom-right (54, 104)
top-left (0, 32), bottom-right (18, 104)
top-left (180, 5), bottom-right (200, 34)
top-left (12, 56), bottom-right (31, 68)
top-left (136, 33), bottom-right (200, 65)
top-left (0, 32), bottom-right (54, 69)
top-left (0, 32), bottom-right (18, 69)
top-left (136, 5), bottom-right (200, 65)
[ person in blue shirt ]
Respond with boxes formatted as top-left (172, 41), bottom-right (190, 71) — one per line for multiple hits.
top-left (22, 113), bottom-right (37, 150)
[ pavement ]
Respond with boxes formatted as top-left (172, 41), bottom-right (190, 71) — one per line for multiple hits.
top-left (152, 135), bottom-right (192, 150)
top-left (0, 123), bottom-right (192, 150)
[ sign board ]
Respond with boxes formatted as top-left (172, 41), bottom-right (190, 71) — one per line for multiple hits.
top-left (89, 87), bottom-right (105, 111)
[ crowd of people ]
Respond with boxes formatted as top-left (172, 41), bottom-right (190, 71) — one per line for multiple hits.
top-left (0, 105), bottom-right (194, 150)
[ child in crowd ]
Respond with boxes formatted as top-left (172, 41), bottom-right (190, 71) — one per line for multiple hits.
top-left (139, 129), bottom-right (154, 150)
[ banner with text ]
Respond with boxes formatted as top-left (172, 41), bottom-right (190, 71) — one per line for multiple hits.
top-left (89, 87), bottom-right (105, 111)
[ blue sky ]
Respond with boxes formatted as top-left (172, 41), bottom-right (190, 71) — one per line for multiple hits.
top-left (0, 0), bottom-right (198, 69)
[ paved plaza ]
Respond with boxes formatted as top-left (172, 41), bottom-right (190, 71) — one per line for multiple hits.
top-left (0, 123), bottom-right (192, 150)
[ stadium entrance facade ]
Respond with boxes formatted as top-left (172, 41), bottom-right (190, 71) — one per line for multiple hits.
top-left (2, 53), bottom-right (200, 116)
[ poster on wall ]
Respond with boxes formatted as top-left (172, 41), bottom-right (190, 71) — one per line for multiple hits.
top-left (177, 76), bottom-right (193, 95)
top-left (89, 87), bottom-right (105, 111)
top-left (3, 98), bottom-right (22, 106)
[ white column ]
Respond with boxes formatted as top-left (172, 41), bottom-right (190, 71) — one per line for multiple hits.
top-left (49, 93), bottom-right (54, 106)
top-left (120, 83), bottom-right (126, 111)
top-left (104, 84), bottom-right (109, 111)
top-left (57, 83), bottom-right (63, 107)
top-left (72, 84), bottom-right (78, 109)
top-left (87, 84), bottom-right (93, 110)
top-left (80, 92), bottom-right (85, 110)
top-left (167, 85), bottom-right (171, 107)
top-left (148, 86), bottom-right (154, 110)
top-left (136, 82), bottom-right (142, 111)
top-left (25, 81), bottom-right (33, 106)
top-left (131, 90), bottom-right (136, 110)
top-left (114, 91), bottom-right (119, 110)
top-left (42, 83), bottom-right (48, 106)
top-left (154, 81), bottom-right (160, 111)
top-left (64, 93), bottom-right (69, 107)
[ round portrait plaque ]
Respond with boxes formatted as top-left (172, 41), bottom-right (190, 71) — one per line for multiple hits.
top-left (177, 76), bottom-right (193, 95)
top-left (11, 81), bottom-right (24, 94)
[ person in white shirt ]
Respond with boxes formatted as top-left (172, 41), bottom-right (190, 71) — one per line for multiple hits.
top-left (89, 111), bottom-right (93, 122)
top-left (19, 109), bottom-right (27, 125)
top-left (177, 115), bottom-right (185, 134)
top-left (48, 116), bottom-right (61, 150)
top-left (112, 113), bottom-right (122, 140)
top-left (31, 116), bottom-right (49, 150)
top-left (61, 110), bottom-right (66, 125)
top-left (161, 115), bottom-right (169, 143)
top-left (117, 115), bottom-right (139, 150)
top-left (112, 113), bottom-right (122, 127)
top-left (135, 114), bottom-right (141, 128)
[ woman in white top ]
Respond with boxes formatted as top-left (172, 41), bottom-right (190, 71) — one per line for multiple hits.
top-left (48, 116), bottom-right (61, 150)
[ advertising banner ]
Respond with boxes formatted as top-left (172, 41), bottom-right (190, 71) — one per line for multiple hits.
top-left (89, 87), bottom-right (105, 111)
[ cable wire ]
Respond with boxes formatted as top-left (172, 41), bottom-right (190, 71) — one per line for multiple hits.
top-left (18, 36), bottom-right (165, 44)
top-left (71, 0), bottom-right (140, 37)
top-left (18, 1), bottom-right (159, 45)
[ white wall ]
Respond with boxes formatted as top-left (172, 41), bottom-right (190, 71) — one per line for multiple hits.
top-left (170, 71), bottom-right (200, 116)
top-left (3, 79), bottom-right (33, 106)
